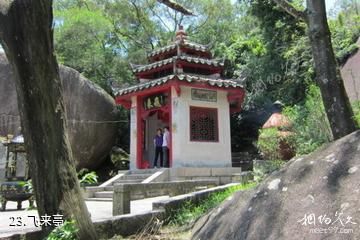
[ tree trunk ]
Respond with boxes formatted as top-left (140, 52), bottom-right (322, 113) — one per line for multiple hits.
top-left (306, 0), bottom-right (357, 139)
top-left (0, 1), bottom-right (97, 239)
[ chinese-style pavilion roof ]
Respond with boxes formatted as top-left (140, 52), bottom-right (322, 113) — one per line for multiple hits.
top-left (115, 26), bottom-right (245, 105)
top-left (262, 112), bottom-right (291, 129)
top-left (131, 55), bottom-right (223, 73)
top-left (147, 40), bottom-right (210, 58)
top-left (114, 74), bottom-right (243, 96)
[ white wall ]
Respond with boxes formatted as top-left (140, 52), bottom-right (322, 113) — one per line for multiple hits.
top-left (129, 96), bottom-right (137, 170)
top-left (171, 86), bottom-right (232, 167)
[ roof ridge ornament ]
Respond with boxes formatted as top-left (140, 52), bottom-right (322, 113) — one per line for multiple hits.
top-left (175, 25), bottom-right (187, 42)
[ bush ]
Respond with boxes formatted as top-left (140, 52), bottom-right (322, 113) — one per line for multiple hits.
top-left (167, 183), bottom-right (257, 226)
top-left (257, 128), bottom-right (293, 160)
top-left (352, 101), bottom-right (360, 126)
top-left (77, 169), bottom-right (98, 185)
top-left (284, 85), bottom-right (332, 155)
top-left (46, 220), bottom-right (78, 240)
top-left (253, 160), bottom-right (286, 182)
top-left (257, 128), bottom-right (281, 160)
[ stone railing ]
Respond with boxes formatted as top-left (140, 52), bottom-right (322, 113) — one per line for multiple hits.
top-left (113, 180), bottom-right (217, 215)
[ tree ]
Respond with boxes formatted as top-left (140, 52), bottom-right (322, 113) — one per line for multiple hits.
top-left (0, 0), bottom-right (97, 239)
top-left (157, 0), bottom-right (194, 15)
top-left (53, 0), bottom-right (242, 90)
top-left (273, 0), bottom-right (357, 139)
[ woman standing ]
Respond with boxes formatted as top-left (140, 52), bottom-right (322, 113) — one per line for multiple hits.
top-left (153, 128), bottom-right (163, 168)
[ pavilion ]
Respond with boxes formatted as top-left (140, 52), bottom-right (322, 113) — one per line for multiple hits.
top-left (114, 26), bottom-right (245, 169)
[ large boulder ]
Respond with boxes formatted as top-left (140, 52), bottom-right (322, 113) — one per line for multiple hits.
top-left (0, 53), bottom-right (119, 169)
top-left (341, 38), bottom-right (360, 102)
top-left (192, 131), bottom-right (360, 240)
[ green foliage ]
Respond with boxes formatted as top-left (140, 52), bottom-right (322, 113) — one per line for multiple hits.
top-left (253, 159), bottom-right (286, 182)
top-left (51, 0), bottom-right (360, 159)
top-left (53, 0), bottom-right (244, 93)
top-left (352, 101), bottom-right (360, 126)
top-left (222, 0), bottom-right (309, 109)
top-left (46, 220), bottom-right (78, 240)
top-left (54, 6), bottom-right (134, 92)
top-left (24, 179), bottom-right (33, 193)
top-left (77, 169), bottom-right (98, 185)
top-left (284, 85), bottom-right (333, 155)
top-left (329, 10), bottom-right (360, 64)
top-left (167, 182), bottom-right (257, 226)
top-left (257, 128), bottom-right (281, 160)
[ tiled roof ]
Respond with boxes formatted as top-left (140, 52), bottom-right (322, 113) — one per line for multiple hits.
top-left (132, 55), bottom-right (223, 73)
top-left (114, 74), bottom-right (243, 96)
top-left (147, 40), bottom-right (209, 57)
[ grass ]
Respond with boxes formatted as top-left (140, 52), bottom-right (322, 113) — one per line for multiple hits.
top-left (108, 182), bottom-right (257, 240)
top-left (166, 182), bottom-right (257, 226)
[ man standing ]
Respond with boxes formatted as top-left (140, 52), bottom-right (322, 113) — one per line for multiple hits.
top-left (162, 126), bottom-right (170, 168)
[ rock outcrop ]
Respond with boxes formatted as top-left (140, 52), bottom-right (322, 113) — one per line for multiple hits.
top-left (341, 38), bottom-right (360, 102)
top-left (0, 53), bottom-right (119, 169)
top-left (192, 130), bottom-right (360, 240)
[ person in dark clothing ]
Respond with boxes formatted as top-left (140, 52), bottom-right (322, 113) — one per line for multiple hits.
top-left (153, 128), bottom-right (163, 168)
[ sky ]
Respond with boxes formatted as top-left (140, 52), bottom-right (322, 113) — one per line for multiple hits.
top-left (0, 0), bottom-right (340, 54)
top-left (326, 0), bottom-right (337, 11)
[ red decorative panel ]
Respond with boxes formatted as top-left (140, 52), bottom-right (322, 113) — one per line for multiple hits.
top-left (190, 107), bottom-right (218, 142)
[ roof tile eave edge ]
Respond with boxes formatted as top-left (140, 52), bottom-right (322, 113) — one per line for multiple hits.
top-left (146, 40), bottom-right (210, 58)
top-left (114, 75), bottom-right (244, 97)
top-left (134, 56), bottom-right (223, 74)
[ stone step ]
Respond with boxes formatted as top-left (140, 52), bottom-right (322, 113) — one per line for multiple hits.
top-left (104, 186), bottom-right (114, 191)
top-left (112, 179), bottom-right (144, 185)
top-left (232, 171), bottom-right (254, 183)
top-left (232, 152), bottom-right (250, 157)
top-left (120, 174), bottom-right (152, 180)
top-left (85, 197), bottom-right (112, 202)
top-left (128, 169), bottom-right (159, 175)
top-left (94, 191), bottom-right (113, 198)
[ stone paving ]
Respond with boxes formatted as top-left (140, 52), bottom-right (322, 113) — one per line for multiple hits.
top-left (0, 195), bottom-right (169, 238)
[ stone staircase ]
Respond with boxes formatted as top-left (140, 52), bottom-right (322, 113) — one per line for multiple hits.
top-left (232, 152), bottom-right (254, 171)
top-left (85, 169), bottom-right (159, 201)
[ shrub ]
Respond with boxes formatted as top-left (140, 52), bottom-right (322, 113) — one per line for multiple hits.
top-left (77, 169), bottom-right (98, 185)
top-left (257, 128), bottom-right (293, 160)
top-left (284, 85), bottom-right (332, 155)
top-left (24, 179), bottom-right (33, 193)
top-left (46, 220), bottom-right (78, 240)
top-left (167, 182), bottom-right (257, 226)
top-left (257, 128), bottom-right (281, 160)
top-left (253, 159), bottom-right (286, 182)
top-left (352, 101), bottom-right (360, 127)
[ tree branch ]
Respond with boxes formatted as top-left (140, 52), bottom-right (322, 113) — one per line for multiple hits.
top-left (272, 0), bottom-right (307, 21)
top-left (157, 0), bottom-right (194, 16)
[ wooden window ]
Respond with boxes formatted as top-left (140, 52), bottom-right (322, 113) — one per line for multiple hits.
top-left (190, 107), bottom-right (219, 142)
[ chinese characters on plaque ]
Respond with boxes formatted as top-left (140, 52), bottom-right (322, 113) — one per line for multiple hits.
top-left (191, 88), bottom-right (217, 102)
top-left (143, 93), bottom-right (167, 110)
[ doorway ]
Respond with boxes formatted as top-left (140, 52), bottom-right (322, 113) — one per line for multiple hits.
top-left (143, 111), bottom-right (168, 168)
top-left (136, 90), bottom-right (172, 169)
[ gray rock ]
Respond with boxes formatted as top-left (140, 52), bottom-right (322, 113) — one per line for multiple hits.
top-left (0, 53), bottom-right (119, 169)
top-left (341, 38), bottom-right (360, 102)
top-left (192, 130), bottom-right (360, 240)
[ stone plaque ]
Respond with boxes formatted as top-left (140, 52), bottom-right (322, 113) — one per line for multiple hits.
top-left (191, 88), bottom-right (217, 102)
